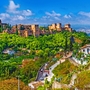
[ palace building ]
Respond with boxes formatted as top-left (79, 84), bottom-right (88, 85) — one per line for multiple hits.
top-left (1, 19), bottom-right (73, 37)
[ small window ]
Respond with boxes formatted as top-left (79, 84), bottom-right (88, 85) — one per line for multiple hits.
top-left (83, 49), bottom-right (85, 52)
top-left (87, 48), bottom-right (89, 54)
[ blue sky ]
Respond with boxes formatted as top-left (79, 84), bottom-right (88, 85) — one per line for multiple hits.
top-left (0, 0), bottom-right (90, 28)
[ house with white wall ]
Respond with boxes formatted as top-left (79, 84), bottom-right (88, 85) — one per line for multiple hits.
top-left (3, 49), bottom-right (15, 55)
top-left (80, 44), bottom-right (90, 54)
top-left (72, 44), bottom-right (90, 65)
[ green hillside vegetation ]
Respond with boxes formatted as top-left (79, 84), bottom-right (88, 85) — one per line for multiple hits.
top-left (0, 31), bottom-right (89, 85)
top-left (52, 59), bottom-right (90, 89)
top-left (0, 57), bottom-right (50, 84)
top-left (75, 70), bottom-right (90, 89)
top-left (0, 31), bottom-right (89, 56)
top-left (0, 78), bottom-right (31, 90)
top-left (53, 60), bottom-right (77, 84)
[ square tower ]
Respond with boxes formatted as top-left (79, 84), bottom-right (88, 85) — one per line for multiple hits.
top-left (52, 23), bottom-right (57, 30)
top-left (56, 23), bottom-right (62, 31)
top-left (31, 24), bottom-right (40, 36)
top-left (64, 24), bottom-right (71, 28)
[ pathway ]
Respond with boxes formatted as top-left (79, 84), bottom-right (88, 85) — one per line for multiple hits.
top-left (28, 52), bottom-right (73, 89)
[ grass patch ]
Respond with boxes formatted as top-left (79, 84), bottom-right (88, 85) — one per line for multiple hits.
top-left (53, 60), bottom-right (77, 84)
top-left (75, 70), bottom-right (90, 89)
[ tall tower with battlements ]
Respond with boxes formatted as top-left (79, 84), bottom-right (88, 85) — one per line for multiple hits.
top-left (56, 23), bottom-right (62, 31)
top-left (31, 24), bottom-right (40, 37)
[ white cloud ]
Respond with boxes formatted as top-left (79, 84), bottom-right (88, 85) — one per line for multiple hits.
top-left (54, 17), bottom-right (60, 20)
top-left (7, 0), bottom-right (20, 14)
top-left (79, 11), bottom-right (90, 17)
top-left (17, 15), bottom-right (25, 20)
top-left (2, 1), bottom-right (90, 25)
top-left (64, 15), bottom-right (72, 18)
top-left (22, 9), bottom-right (33, 16)
top-left (7, 0), bottom-right (33, 17)
top-left (12, 15), bottom-right (25, 21)
top-left (0, 13), bottom-right (10, 20)
top-left (3, 0), bottom-right (33, 22)
top-left (42, 16), bottom-right (50, 20)
top-left (45, 11), bottom-right (61, 17)
top-left (44, 11), bottom-right (61, 21)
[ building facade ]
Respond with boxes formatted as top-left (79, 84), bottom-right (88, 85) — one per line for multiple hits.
top-left (81, 44), bottom-right (90, 54)
top-left (49, 23), bottom-right (62, 31)
top-left (48, 23), bottom-right (72, 32)
top-left (0, 19), bottom-right (8, 29)
top-left (1, 19), bottom-right (73, 37)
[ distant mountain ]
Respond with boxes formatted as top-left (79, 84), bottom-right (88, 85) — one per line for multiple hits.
top-left (77, 29), bottom-right (90, 34)
top-left (72, 25), bottom-right (90, 35)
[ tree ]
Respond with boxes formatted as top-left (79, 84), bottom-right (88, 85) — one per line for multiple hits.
top-left (20, 60), bottom-right (38, 84)
top-left (64, 35), bottom-right (68, 56)
top-left (84, 54), bottom-right (90, 63)
top-left (69, 35), bottom-right (75, 51)
top-left (44, 78), bottom-right (50, 89)
top-left (0, 25), bottom-right (2, 32)
top-left (16, 24), bottom-right (18, 35)
top-left (72, 42), bottom-right (81, 58)
top-left (77, 51), bottom-right (84, 64)
top-left (37, 86), bottom-right (45, 90)
top-left (36, 50), bottom-right (44, 57)
top-left (39, 26), bottom-right (44, 30)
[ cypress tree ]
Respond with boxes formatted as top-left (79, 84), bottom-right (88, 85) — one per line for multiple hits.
top-left (16, 24), bottom-right (18, 35)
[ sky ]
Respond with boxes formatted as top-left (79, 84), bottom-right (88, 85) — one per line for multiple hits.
top-left (0, 0), bottom-right (90, 30)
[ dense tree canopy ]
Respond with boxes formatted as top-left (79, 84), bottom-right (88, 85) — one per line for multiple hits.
top-left (0, 30), bottom-right (89, 86)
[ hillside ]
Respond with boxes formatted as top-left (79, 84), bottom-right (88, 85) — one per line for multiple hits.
top-left (0, 31), bottom-right (89, 89)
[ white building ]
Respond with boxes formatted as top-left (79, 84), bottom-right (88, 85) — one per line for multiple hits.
top-left (81, 44), bottom-right (90, 54)
top-left (72, 44), bottom-right (90, 65)
top-left (3, 49), bottom-right (15, 55)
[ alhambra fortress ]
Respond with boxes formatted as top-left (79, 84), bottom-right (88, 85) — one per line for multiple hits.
top-left (0, 19), bottom-right (72, 37)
